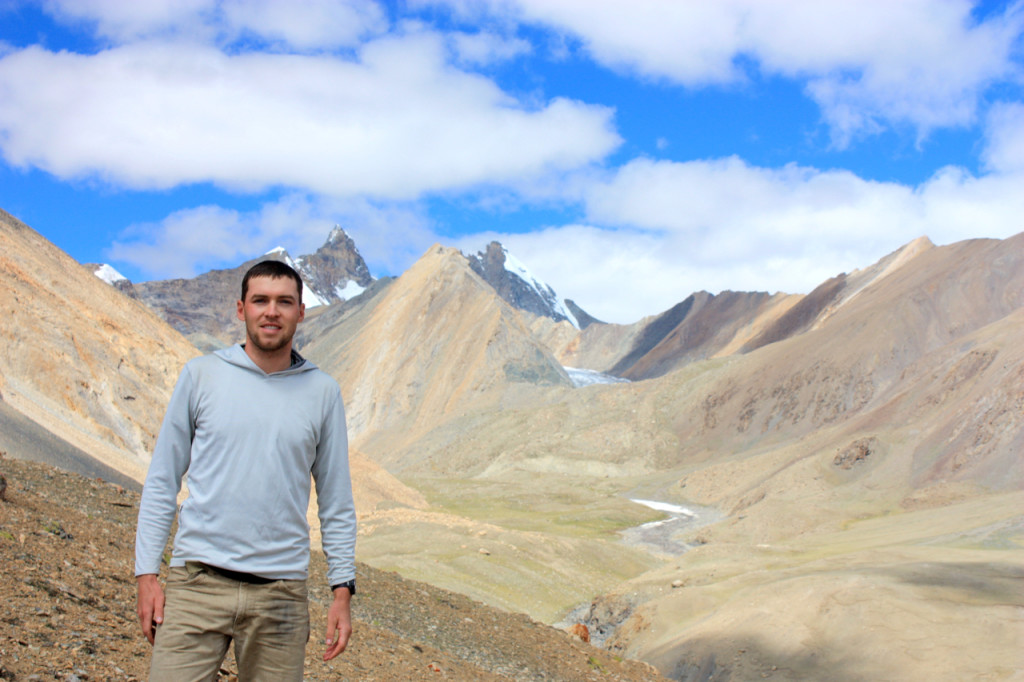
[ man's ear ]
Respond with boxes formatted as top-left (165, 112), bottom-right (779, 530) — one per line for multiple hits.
top-left (236, 299), bottom-right (245, 321)
top-left (298, 303), bottom-right (306, 323)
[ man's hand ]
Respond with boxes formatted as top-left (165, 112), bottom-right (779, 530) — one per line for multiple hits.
top-left (137, 574), bottom-right (165, 645)
top-left (323, 586), bottom-right (353, 661)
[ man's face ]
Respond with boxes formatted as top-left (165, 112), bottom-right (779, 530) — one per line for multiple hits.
top-left (236, 275), bottom-right (305, 354)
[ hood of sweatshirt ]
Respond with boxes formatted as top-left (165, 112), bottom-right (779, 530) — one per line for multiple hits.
top-left (214, 343), bottom-right (319, 376)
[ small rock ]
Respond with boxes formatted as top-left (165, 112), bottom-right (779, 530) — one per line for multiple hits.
top-left (671, 579), bottom-right (685, 588)
top-left (567, 623), bottom-right (590, 643)
top-left (478, 548), bottom-right (491, 556)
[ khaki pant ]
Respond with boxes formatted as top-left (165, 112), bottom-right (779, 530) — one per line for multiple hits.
top-left (150, 562), bottom-right (310, 682)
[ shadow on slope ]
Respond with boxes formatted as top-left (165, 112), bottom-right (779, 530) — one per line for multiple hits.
top-left (663, 632), bottom-right (877, 682)
top-left (0, 398), bottom-right (141, 491)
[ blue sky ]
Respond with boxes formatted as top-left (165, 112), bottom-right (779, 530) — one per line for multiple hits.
top-left (1, 0), bottom-right (1022, 323)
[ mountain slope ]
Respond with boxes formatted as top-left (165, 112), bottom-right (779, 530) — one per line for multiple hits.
top-left (303, 244), bottom-right (572, 465)
top-left (0, 456), bottom-right (667, 682)
top-left (466, 241), bottom-right (582, 327)
top-left (568, 236), bottom-right (1024, 681)
top-left (0, 209), bottom-right (198, 480)
top-left (550, 237), bottom-right (938, 381)
top-left (347, 233), bottom-right (1023, 680)
top-left (5, 205), bottom-right (1020, 681)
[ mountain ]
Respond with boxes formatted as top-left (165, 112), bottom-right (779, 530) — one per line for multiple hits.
top-left (4, 202), bottom-right (1021, 681)
top-left (292, 226), bottom-right (374, 305)
top-left (466, 241), bottom-right (583, 327)
top-left (321, 232), bottom-right (1023, 680)
top-left (302, 244), bottom-right (572, 463)
top-left (0, 208), bottom-right (198, 480)
top-left (543, 237), bottom-right (942, 381)
top-left (84, 262), bottom-right (139, 299)
top-left (123, 226), bottom-right (373, 351)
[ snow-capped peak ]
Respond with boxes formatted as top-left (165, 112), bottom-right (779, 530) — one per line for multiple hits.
top-left (501, 248), bottom-right (580, 329)
top-left (93, 264), bottom-right (127, 285)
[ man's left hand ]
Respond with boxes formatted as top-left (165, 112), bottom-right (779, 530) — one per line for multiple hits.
top-left (323, 586), bottom-right (353, 661)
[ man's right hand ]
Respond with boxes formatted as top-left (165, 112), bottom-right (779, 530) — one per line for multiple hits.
top-left (137, 574), bottom-right (165, 645)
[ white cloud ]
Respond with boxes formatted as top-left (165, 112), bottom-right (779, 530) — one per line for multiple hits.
top-left (8, 0), bottom-right (1021, 322)
top-left (221, 0), bottom-right (387, 49)
top-left (450, 30), bottom-right (531, 66)
top-left (457, 224), bottom-right (669, 323)
top-left (42, 0), bottom-right (216, 42)
top-left (457, 152), bottom-right (1024, 323)
top-left (107, 205), bottom-right (254, 279)
top-left (106, 193), bottom-right (439, 280)
top-left (42, 0), bottom-right (387, 48)
top-left (435, 0), bottom-right (1024, 143)
top-left (982, 102), bottom-right (1024, 173)
top-left (0, 31), bottom-right (619, 197)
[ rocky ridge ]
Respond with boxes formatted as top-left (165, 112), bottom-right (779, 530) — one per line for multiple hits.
top-left (129, 226), bottom-right (373, 351)
top-left (466, 241), bottom-right (581, 327)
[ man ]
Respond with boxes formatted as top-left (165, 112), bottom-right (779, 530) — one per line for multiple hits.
top-left (135, 260), bottom-right (356, 680)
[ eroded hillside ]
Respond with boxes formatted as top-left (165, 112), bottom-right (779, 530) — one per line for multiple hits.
top-left (0, 210), bottom-right (198, 481)
top-left (318, 234), bottom-right (1024, 681)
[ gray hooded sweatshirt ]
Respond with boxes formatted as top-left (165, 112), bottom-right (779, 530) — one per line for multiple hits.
top-left (134, 344), bottom-right (356, 586)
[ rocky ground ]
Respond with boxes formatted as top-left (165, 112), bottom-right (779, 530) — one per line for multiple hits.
top-left (0, 455), bottom-right (669, 681)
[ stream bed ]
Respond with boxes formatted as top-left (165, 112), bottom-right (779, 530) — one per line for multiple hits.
top-left (619, 498), bottom-right (723, 557)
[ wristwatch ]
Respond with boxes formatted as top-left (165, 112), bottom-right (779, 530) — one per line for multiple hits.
top-left (331, 579), bottom-right (356, 596)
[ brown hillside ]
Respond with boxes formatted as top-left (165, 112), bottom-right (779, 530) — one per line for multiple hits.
top-left (548, 237), bottom-right (936, 381)
top-left (0, 456), bottom-right (667, 682)
top-left (303, 244), bottom-right (572, 467)
top-left (348, 233), bottom-right (1023, 680)
top-left (622, 290), bottom-right (796, 379)
top-left (0, 209), bottom-right (198, 481)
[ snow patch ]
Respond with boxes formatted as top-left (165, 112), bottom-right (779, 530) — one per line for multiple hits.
top-left (502, 249), bottom-right (580, 329)
top-left (336, 280), bottom-right (366, 299)
top-left (630, 499), bottom-right (695, 517)
top-left (93, 264), bottom-right (127, 285)
top-left (564, 367), bottom-right (630, 388)
top-left (302, 283), bottom-right (329, 309)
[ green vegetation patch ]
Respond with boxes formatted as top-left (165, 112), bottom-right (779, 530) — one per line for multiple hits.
top-left (412, 475), bottom-right (663, 539)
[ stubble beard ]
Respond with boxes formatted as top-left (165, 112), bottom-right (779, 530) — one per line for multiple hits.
top-left (246, 324), bottom-right (293, 354)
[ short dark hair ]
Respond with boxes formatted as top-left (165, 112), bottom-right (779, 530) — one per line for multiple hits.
top-left (241, 260), bottom-right (304, 304)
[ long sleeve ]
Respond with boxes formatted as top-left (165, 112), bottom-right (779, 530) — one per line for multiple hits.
top-left (311, 389), bottom-right (357, 586)
top-left (134, 366), bottom-right (195, 576)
